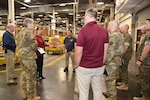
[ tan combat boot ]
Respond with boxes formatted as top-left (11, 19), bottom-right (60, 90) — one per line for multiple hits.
top-left (116, 83), bottom-right (128, 91)
top-left (32, 96), bottom-right (40, 100)
top-left (133, 97), bottom-right (143, 100)
top-left (102, 91), bottom-right (110, 98)
top-left (27, 96), bottom-right (40, 100)
top-left (107, 95), bottom-right (116, 100)
top-left (23, 92), bottom-right (28, 100)
top-left (117, 82), bottom-right (123, 86)
top-left (143, 96), bottom-right (150, 100)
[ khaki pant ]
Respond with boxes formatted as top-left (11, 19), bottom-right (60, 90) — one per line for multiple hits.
top-left (76, 66), bottom-right (105, 100)
top-left (4, 49), bottom-right (15, 83)
top-left (65, 51), bottom-right (75, 68)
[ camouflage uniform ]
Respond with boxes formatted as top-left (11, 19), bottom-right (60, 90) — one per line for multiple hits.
top-left (136, 31), bottom-right (150, 99)
top-left (105, 31), bottom-right (124, 96)
top-left (120, 33), bottom-right (132, 84)
top-left (17, 27), bottom-right (38, 99)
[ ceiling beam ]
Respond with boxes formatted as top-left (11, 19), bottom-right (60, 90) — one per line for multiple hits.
top-left (15, 0), bottom-right (77, 8)
top-left (15, 0), bottom-right (30, 7)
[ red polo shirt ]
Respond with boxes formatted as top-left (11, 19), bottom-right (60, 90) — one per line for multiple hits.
top-left (76, 21), bottom-right (109, 68)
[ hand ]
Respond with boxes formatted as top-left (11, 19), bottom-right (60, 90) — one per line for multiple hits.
top-left (136, 61), bottom-right (142, 67)
top-left (31, 35), bottom-right (35, 39)
top-left (63, 50), bottom-right (67, 53)
top-left (74, 66), bottom-right (79, 69)
top-left (72, 49), bottom-right (75, 52)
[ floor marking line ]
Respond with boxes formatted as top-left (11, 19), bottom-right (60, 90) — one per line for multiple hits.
top-left (44, 54), bottom-right (65, 67)
top-left (0, 68), bottom-right (22, 73)
top-left (0, 55), bottom-right (65, 73)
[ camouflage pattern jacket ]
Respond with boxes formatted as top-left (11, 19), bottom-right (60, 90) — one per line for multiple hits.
top-left (123, 33), bottom-right (133, 60)
top-left (17, 27), bottom-right (38, 60)
top-left (106, 31), bottom-right (124, 65)
top-left (137, 31), bottom-right (150, 66)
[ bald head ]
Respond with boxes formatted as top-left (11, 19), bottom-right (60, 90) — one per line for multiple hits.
top-left (107, 20), bottom-right (119, 32)
top-left (120, 24), bottom-right (129, 34)
top-left (6, 23), bottom-right (15, 34)
top-left (140, 25), bottom-right (146, 33)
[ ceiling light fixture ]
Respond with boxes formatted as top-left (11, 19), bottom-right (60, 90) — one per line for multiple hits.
top-left (38, 15), bottom-right (43, 17)
top-left (24, 0), bottom-right (31, 3)
top-left (97, 2), bottom-right (104, 5)
top-left (68, 13), bottom-right (73, 15)
top-left (20, 7), bottom-right (26, 9)
top-left (59, 4), bottom-right (66, 6)
top-left (55, 12), bottom-right (58, 14)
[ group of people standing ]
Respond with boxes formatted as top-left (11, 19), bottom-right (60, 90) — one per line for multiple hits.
top-left (64, 8), bottom-right (149, 100)
top-left (1, 7), bottom-right (150, 100)
top-left (2, 18), bottom-right (46, 100)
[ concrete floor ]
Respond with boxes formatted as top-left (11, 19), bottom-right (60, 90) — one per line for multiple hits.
top-left (0, 53), bottom-right (143, 100)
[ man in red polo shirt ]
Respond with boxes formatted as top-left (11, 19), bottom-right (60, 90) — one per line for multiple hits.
top-left (75, 8), bottom-right (109, 100)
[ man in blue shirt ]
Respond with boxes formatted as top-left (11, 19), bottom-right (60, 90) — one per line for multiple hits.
top-left (64, 30), bottom-right (76, 72)
top-left (2, 23), bottom-right (17, 85)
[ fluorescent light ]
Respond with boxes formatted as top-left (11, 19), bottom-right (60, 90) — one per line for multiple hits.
top-left (68, 13), bottom-right (73, 15)
top-left (38, 15), bottom-right (43, 17)
top-left (20, 7), bottom-right (26, 9)
top-left (24, 0), bottom-right (31, 3)
top-left (56, 17), bottom-right (61, 19)
top-left (98, 12), bottom-right (101, 14)
top-left (62, 20), bottom-right (66, 23)
top-left (59, 4), bottom-right (66, 6)
top-left (97, 2), bottom-right (104, 5)
top-left (55, 12), bottom-right (58, 14)
top-left (76, 14), bottom-right (80, 17)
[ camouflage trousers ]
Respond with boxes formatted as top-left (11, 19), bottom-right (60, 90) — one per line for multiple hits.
top-left (139, 66), bottom-right (150, 98)
top-left (21, 59), bottom-right (37, 98)
top-left (119, 58), bottom-right (130, 84)
top-left (105, 57), bottom-right (121, 96)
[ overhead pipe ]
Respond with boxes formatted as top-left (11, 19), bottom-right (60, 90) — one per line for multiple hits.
top-left (15, 0), bottom-right (77, 8)
top-left (15, 0), bottom-right (30, 8)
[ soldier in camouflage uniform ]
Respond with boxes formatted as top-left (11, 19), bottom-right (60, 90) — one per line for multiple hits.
top-left (103, 20), bottom-right (124, 100)
top-left (17, 18), bottom-right (40, 100)
top-left (138, 25), bottom-right (147, 46)
top-left (117, 24), bottom-right (133, 91)
top-left (133, 19), bottom-right (150, 100)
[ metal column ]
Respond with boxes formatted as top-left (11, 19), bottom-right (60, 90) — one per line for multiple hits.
top-left (131, 12), bottom-right (136, 51)
top-left (73, 1), bottom-right (76, 35)
top-left (8, 0), bottom-right (15, 23)
top-left (51, 7), bottom-right (56, 36)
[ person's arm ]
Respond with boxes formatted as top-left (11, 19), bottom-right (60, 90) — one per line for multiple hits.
top-left (25, 32), bottom-right (37, 52)
top-left (103, 43), bottom-right (109, 63)
top-left (75, 46), bottom-right (83, 67)
top-left (123, 34), bottom-right (131, 54)
top-left (136, 45), bottom-right (150, 66)
top-left (3, 33), bottom-right (11, 48)
top-left (105, 35), bottom-right (116, 63)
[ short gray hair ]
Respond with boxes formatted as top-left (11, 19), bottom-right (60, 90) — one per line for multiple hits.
top-left (6, 23), bottom-right (15, 30)
top-left (86, 7), bottom-right (97, 19)
top-left (23, 18), bottom-right (34, 27)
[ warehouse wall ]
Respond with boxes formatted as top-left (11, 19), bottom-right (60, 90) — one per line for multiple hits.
top-left (115, 13), bottom-right (132, 34)
top-left (136, 6), bottom-right (150, 28)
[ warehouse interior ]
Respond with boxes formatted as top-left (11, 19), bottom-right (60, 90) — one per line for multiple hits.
top-left (0, 0), bottom-right (150, 100)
